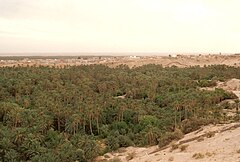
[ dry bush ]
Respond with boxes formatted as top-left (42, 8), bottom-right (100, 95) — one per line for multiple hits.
top-left (206, 131), bottom-right (215, 138)
top-left (104, 154), bottom-right (111, 159)
top-left (179, 144), bottom-right (189, 152)
top-left (170, 143), bottom-right (179, 151)
top-left (197, 136), bottom-right (204, 142)
top-left (205, 152), bottom-right (215, 157)
top-left (181, 118), bottom-right (216, 134)
top-left (192, 153), bottom-right (205, 159)
top-left (158, 129), bottom-right (183, 148)
top-left (126, 152), bottom-right (136, 161)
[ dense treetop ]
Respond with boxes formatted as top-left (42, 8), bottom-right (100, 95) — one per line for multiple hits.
top-left (0, 64), bottom-right (239, 161)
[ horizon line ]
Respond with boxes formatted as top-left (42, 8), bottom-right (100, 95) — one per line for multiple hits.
top-left (0, 52), bottom-right (237, 57)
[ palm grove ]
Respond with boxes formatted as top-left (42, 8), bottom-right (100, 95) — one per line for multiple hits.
top-left (0, 64), bottom-right (239, 161)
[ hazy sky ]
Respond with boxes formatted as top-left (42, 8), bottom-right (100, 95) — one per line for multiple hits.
top-left (0, 0), bottom-right (240, 54)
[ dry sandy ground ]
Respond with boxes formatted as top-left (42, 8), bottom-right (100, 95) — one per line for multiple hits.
top-left (1, 54), bottom-right (240, 68)
top-left (105, 55), bottom-right (240, 68)
top-left (201, 78), bottom-right (240, 99)
top-left (96, 123), bottom-right (240, 162)
top-left (217, 79), bottom-right (240, 99)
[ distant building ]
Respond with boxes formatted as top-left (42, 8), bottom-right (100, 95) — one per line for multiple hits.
top-left (129, 56), bottom-right (139, 59)
top-left (169, 54), bottom-right (177, 58)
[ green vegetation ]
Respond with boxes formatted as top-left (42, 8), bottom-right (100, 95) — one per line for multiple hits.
top-left (0, 64), bottom-right (239, 161)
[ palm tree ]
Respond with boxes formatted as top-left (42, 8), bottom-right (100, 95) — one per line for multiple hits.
top-left (4, 105), bottom-right (23, 128)
top-left (143, 125), bottom-right (160, 145)
top-left (173, 102), bottom-right (181, 130)
top-left (65, 113), bottom-right (81, 135)
top-left (0, 125), bottom-right (17, 162)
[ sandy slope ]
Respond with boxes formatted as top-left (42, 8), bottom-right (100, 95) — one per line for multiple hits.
top-left (96, 123), bottom-right (240, 162)
top-left (201, 78), bottom-right (240, 99)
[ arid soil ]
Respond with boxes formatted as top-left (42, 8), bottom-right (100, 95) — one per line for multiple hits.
top-left (1, 54), bottom-right (240, 68)
top-left (201, 78), bottom-right (240, 99)
top-left (106, 54), bottom-right (240, 68)
top-left (96, 123), bottom-right (240, 162)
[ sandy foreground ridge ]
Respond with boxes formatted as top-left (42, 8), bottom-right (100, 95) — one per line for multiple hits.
top-left (96, 123), bottom-right (240, 162)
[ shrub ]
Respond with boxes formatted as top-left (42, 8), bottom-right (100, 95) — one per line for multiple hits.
top-left (118, 135), bottom-right (134, 147)
top-left (179, 144), bottom-right (189, 151)
top-left (106, 136), bottom-right (120, 151)
top-left (105, 135), bottom-right (133, 152)
top-left (198, 79), bottom-right (217, 87)
top-left (170, 143), bottom-right (179, 151)
top-left (104, 154), bottom-right (111, 158)
top-left (192, 153), bottom-right (204, 159)
top-left (206, 131), bottom-right (215, 138)
top-left (158, 129), bottom-right (183, 148)
top-left (110, 121), bottom-right (129, 135)
top-left (126, 152), bottom-right (136, 161)
top-left (197, 136), bottom-right (204, 142)
top-left (181, 118), bottom-right (216, 134)
top-left (205, 152), bottom-right (214, 157)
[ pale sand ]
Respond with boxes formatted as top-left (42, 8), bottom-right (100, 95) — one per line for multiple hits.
top-left (1, 54), bottom-right (240, 68)
top-left (97, 123), bottom-right (240, 162)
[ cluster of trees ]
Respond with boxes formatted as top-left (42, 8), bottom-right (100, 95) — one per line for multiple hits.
top-left (0, 64), bottom-right (239, 161)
